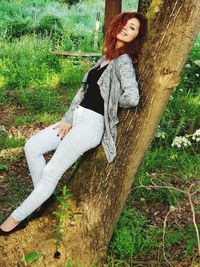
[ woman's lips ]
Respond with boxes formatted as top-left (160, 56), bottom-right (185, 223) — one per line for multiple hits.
top-left (119, 32), bottom-right (127, 37)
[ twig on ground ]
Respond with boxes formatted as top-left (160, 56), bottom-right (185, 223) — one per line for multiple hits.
top-left (131, 177), bottom-right (200, 264)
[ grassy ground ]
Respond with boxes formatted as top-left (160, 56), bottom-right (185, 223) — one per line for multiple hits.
top-left (0, 1), bottom-right (199, 266)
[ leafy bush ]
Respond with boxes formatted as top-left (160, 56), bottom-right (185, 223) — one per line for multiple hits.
top-left (4, 17), bottom-right (32, 40)
top-left (57, 0), bottom-right (81, 6)
top-left (36, 14), bottom-right (64, 43)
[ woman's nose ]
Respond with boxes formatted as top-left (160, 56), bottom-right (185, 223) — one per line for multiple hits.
top-left (123, 26), bottom-right (127, 31)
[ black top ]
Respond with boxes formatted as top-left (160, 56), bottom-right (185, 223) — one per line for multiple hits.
top-left (79, 64), bottom-right (108, 116)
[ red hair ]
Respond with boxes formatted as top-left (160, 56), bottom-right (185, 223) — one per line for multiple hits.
top-left (103, 12), bottom-right (148, 65)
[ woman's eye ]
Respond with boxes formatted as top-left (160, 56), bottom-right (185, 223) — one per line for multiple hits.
top-left (130, 27), bottom-right (135, 30)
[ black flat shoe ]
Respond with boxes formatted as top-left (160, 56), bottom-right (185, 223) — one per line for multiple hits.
top-left (28, 194), bottom-right (56, 221)
top-left (0, 218), bottom-right (29, 237)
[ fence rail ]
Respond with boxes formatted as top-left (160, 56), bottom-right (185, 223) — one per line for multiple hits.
top-left (51, 51), bottom-right (102, 57)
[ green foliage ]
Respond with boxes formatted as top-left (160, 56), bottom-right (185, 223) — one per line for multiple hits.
top-left (0, 163), bottom-right (7, 171)
top-left (14, 113), bottom-right (61, 126)
top-left (65, 259), bottom-right (73, 267)
top-left (0, 0), bottom-right (105, 51)
top-left (36, 14), bottom-right (64, 44)
top-left (179, 43), bottom-right (200, 94)
top-left (24, 252), bottom-right (42, 264)
top-left (109, 208), bottom-right (161, 258)
top-left (0, 35), bottom-right (61, 89)
top-left (0, 130), bottom-right (25, 151)
top-left (58, 59), bottom-right (91, 89)
top-left (130, 174), bottom-right (183, 206)
top-left (58, 0), bottom-right (81, 6)
top-left (52, 185), bottom-right (73, 251)
top-left (165, 223), bottom-right (200, 256)
top-left (4, 17), bottom-right (32, 40)
top-left (155, 43), bottom-right (200, 143)
top-left (0, 88), bottom-right (7, 104)
top-left (136, 146), bottom-right (200, 181)
top-left (12, 87), bottom-right (64, 114)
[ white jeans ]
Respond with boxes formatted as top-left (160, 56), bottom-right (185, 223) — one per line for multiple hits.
top-left (11, 105), bottom-right (104, 221)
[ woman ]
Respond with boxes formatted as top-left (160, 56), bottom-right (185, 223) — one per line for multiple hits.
top-left (0, 12), bottom-right (147, 236)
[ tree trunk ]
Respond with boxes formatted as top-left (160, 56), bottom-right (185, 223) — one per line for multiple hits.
top-left (0, 1), bottom-right (199, 266)
top-left (104, 0), bottom-right (122, 36)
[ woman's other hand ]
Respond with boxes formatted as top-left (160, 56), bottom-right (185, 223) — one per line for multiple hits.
top-left (53, 122), bottom-right (72, 140)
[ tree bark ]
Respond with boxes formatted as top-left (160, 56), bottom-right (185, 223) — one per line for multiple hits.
top-left (104, 0), bottom-right (122, 36)
top-left (0, 0), bottom-right (199, 266)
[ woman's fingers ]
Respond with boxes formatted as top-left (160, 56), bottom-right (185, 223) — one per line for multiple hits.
top-left (57, 126), bottom-right (70, 139)
top-left (53, 122), bottom-right (72, 140)
top-left (57, 127), bottom-right (65, 138)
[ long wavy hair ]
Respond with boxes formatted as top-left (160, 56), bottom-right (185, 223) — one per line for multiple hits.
top-left (103, 12), bottom-right (148, 65)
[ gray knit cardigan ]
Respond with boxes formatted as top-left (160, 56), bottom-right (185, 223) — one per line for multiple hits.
top-left (61, 53), bottom-right (140, 163)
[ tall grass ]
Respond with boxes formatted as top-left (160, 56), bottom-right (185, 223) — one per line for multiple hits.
top-left (0, 35), bottom-right (60, 89)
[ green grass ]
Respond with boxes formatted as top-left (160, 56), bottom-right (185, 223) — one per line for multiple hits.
top-left (0, 131), bottom-right (25, 151)
top-left (13, 113), bottom-right (61, 126)
top-left (0, 35), bottom-right (61, 89)
top-left (109, 208), bottom-right (162, 258)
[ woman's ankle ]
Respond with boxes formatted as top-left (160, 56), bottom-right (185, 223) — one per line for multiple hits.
top-left (35, 206), bottom-right (41, 212)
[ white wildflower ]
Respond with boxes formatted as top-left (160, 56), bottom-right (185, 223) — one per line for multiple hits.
top-left (169, 95), bottom-right (173, 100)
top-left (171, 136), bottom-right (191, 148)
top-left (179, 88), bottom-right (183, 92)
top-left (185, 63), bottom-right (191, 68)
top-left (192, 129), bottom-right (200, 142)
top-left (195, 73), bottom-right (199, 77)
top-left (156, 130), bottom-right (167, 139)
top-left (194, 60), bottom-right (200, 67)
top-left (170, 206), bottom-right (176, 212)
top-left (0, 125), bottom-right (7, 132)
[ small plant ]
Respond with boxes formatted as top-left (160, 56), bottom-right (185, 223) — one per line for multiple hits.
top-left (52, 185), bottom-right (73, 252)
top-left (65, 259), bottom-right (73, 267)
top-left (109, 208), bottom-right (161, 258)
top-left (24, 251), bottom-right (42, 265)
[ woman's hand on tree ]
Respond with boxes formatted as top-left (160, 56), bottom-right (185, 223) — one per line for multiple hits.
top-left (53, 122), bottom-right (72, 140)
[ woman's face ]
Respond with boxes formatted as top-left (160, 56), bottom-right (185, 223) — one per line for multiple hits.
top-left (116, 17), bottom-right (140, 48)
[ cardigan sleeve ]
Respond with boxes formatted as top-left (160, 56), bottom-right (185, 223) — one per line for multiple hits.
top-left (117, 55), bottom-right (140, 108)
top-left (61, 87), bottom-right (85, 124)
